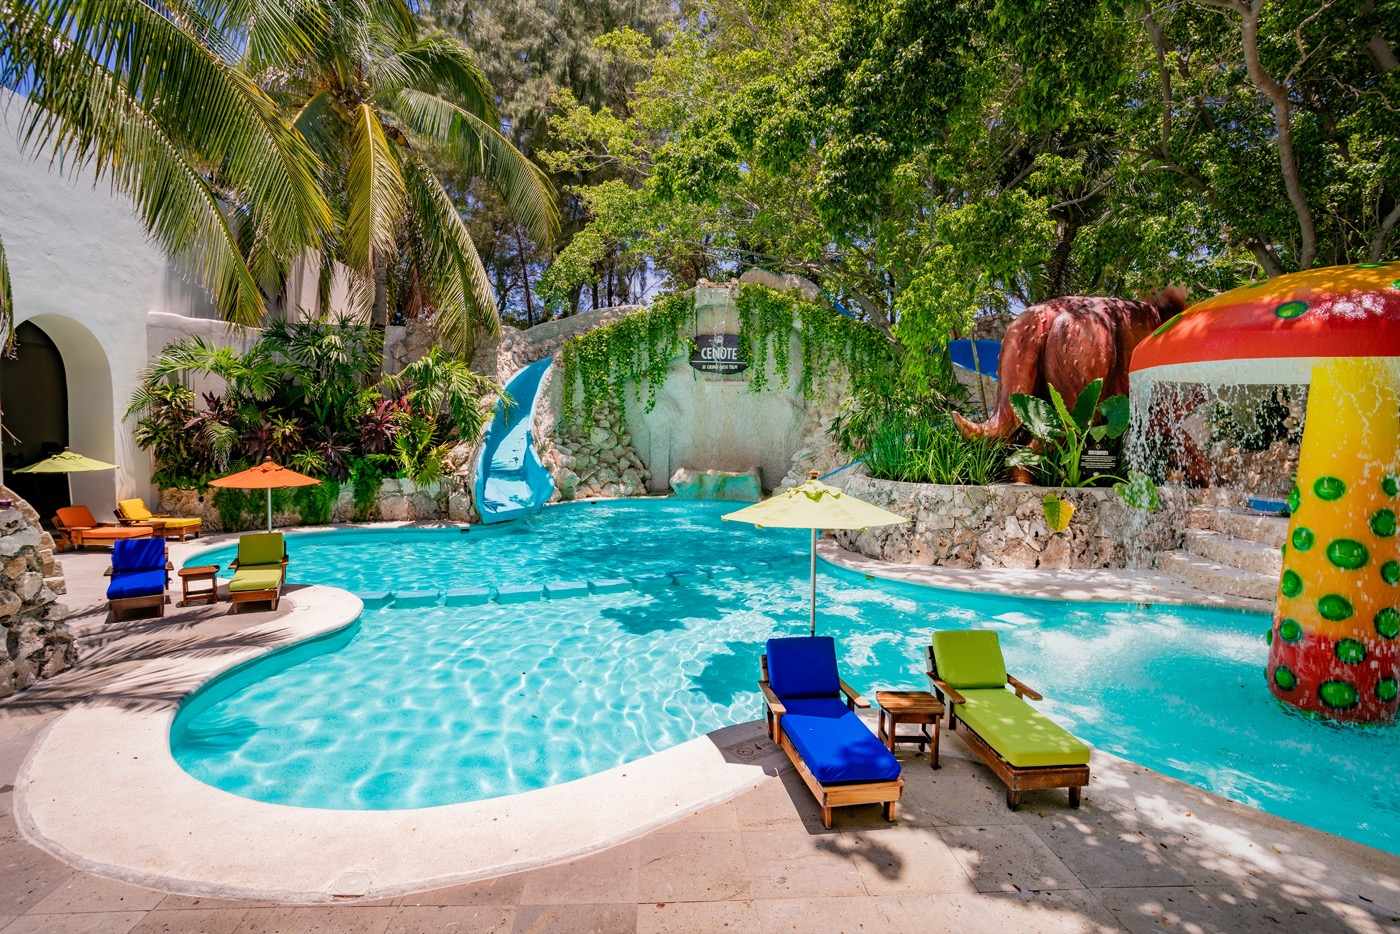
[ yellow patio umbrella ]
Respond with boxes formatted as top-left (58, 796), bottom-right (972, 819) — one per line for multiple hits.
top-left (723, 471), bottom-right (909, 635)
top-left (12, 449), bottom-right (118, 503)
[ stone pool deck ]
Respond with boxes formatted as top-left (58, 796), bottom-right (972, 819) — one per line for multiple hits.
top-left (0, 541), bottom-right (1394, 932)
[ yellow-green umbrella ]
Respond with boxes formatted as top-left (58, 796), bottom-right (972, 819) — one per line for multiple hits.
top-left (12, 449), bottom-right (117, 473)
top-left (723, 471), bottom-right (909, 635)
top-left (12, 449), bottom-right (118, 505)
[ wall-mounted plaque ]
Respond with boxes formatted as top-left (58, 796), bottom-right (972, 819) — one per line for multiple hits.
top-left (689, 333), bottom-right (747, 375)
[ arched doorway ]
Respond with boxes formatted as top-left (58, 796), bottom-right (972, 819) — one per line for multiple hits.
top-left (1, 321), bottom-right (70, 522)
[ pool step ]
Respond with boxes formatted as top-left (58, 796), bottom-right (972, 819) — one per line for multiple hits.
top-left (359, 563), bottom-right (753, 610)
top-left (1155, 551), bottom-right (1277, 602)
top-left (1184, 529), bottom-right (1282, 577)
top-left (1189, 506), bottom-right (1287, 547)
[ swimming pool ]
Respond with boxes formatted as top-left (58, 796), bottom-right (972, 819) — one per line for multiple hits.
top-left (173, 500), bottom-right (1400, 854)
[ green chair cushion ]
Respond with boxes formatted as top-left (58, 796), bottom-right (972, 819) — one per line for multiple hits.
top-left (932, 630), bottom-right (1008, 689)
top-left (957, 689), bottom-right (1090, 768)
top-left (228, 566), bottom-right (284, 593)
top-left (237, 533), bottom-right (285, 567)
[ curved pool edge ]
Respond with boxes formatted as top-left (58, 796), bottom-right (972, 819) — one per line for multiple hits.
top-left (13, 574), bottom-right (787, 902)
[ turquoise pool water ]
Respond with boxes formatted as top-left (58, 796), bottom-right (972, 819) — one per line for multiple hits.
top-left (173, 500), bottom-right (1400, 854)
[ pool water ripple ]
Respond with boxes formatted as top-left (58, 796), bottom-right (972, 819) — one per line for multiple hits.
top-left (173, 500), bottom-right (1400, 855)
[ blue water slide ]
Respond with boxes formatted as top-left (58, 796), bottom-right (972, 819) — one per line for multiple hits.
top-left (474, 357), bottom-right (556, 524)
top-left (949, 338), bottom-right (1002, 380)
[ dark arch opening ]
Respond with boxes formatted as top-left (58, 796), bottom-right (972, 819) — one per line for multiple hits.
top-left (1, 320), bottom-right (70, 522)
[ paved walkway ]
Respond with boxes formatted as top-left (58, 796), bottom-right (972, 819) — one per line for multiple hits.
top-left (0, 550), bottom-right (1397, 933)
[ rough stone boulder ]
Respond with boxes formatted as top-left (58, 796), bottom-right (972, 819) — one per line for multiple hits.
top-left (0, 488), bottom-right (75, 698)
top-left (669, 467), bottom-right (763, 502)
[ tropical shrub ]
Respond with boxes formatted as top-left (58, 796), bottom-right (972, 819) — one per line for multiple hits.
top-left (1008, 379), bottom-right (1129, 487)
top-left (128, 320), bottom-right (498, 492)
top-left (833, 388), bottom-right (1006, 486)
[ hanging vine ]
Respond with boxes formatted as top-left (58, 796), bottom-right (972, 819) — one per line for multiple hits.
top-left (557, 284), bottom-right (895, 425)
top-left (558, 290), bottom-right (697, 424)
top-left (736, 284), bottom-right (896, 400)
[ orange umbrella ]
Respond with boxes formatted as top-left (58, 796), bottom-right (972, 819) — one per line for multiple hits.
top-left (209, 458), bottom-right (320, 532)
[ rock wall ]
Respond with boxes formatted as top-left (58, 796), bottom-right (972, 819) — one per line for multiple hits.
top-left (832, 472), bottom-right (1188, 569)
top-left (0, 486), bottom-right (74, 698)
top-left (159, 476), bottom-right (458, 531)
top-left (472, 305), bottom-right (644, 385)
top-left (535, 378), bottom-right (651, 501)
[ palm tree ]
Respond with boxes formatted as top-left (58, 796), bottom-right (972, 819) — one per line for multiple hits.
top-left (258, 0), bottom-right (559, 349)
top-left (0, 0), bottom-right (334, 325)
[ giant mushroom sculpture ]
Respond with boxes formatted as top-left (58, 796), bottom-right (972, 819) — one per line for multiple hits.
top-left (1130, 262), bottom-right (1400, 723)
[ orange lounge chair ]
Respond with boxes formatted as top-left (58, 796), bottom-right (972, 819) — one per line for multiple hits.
top-left (53, 506), bottom-right (154, 550)
top-left (116, 498), bottom-right (202, 541)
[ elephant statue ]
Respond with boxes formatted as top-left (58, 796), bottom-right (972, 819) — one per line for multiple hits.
top-left (953, 288), bottom-right (1188, 440)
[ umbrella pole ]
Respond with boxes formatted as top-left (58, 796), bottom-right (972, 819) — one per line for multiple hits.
top-left (809, 528), bottom-right (817, 636)
top-left (266, 488), bottom-right (273, 533)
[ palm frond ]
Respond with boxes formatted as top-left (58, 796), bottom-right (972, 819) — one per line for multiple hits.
top-left (387, 35), bottom-right (495, 122)
top-left (345, 101), bottom-right (407, 283)
top-left (395, 88), bottom-right (559, 245)
top-left (7, 35), bottom-right (268, 323)
top-left (11, 0), bottom-right (332, 272)
top-left (401, 153), bottom-right (500, 347)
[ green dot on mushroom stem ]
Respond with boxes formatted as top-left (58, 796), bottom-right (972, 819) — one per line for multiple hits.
top-left (1382, 561), bottom-right (1400, 585)
top-left (1313, 476), bottom-right (1346, 500)
top-left (1291, 527), bottom-right (1314, 550)
top-left (1384, 476), bottom-right (1399, 497)
top-left (1273, 666), bottom-right (1297, 691)
top-left (1279, 618), bottom-right (1303, 642)
top-left (1376, 607), bottom-right (1400, 639)
top-left (1335, 639), bottom-right (1366, 664)
top-left (1326, 538), bottom-right (1369, 570)
top-left (1318, 680), bottom-right (1360, 709)
top-left (1370, 509), bottom-right (1396, 537)
top-left (1288, 485), bottom-right (1301, 512)
top-left (1318, 594), bottom-right (1354, 621)
top-left (1281, 570), bottom-right (1303, 598)
top-left (1379, 679), bottom-right (1399, 703)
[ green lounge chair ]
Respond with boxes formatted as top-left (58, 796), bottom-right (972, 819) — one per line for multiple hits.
top-left (927, 630), bottom-right (1089, 809)
top-left (228, 532), bottom-right (288, 612)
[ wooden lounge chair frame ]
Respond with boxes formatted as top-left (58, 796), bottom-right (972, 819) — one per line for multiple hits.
top-left (105, 556), bottom-right (173, 621)
top-left (927, 646), bottom-right (1087, 809)
top-left (759, 654), bottom-right (904, 828)
top-left (115, 500), bottom-right (202, 541)
top-left (229, 551), bottom-right (288, 612)
top-left (52, 508), bottom-right (154, 551)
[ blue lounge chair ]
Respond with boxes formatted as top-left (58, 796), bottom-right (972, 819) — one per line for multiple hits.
top-left (107, 538), bottom-right (171, 620)
top-left (759, 636), bottom-right (903, 827)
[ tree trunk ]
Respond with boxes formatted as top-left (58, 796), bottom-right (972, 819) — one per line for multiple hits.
top-left (1239, 0), bottom-right (1317, 268)
top-left (1371, 201), bottom-right (1400, 262)
top-left (514, 228), bottom-right (535, 326)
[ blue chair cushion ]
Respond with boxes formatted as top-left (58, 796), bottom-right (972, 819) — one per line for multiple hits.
top-left (781, 707), bottom-right (902, 785)
top-left (766, 636), bottom-right (840, 699)
top-left (782, 697), bottom-right (849, 718)
top-left (112, 538), bottom-right (166, 573)
top-left (107, 569), bottom-right (167, 600)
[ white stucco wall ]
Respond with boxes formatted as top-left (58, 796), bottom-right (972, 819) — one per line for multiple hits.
top-left (0, 93), bottom-right (218, 515)
top-left (623, 287), bottom-right (808, 492)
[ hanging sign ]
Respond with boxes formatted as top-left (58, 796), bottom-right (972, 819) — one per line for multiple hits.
top-left (689, 333), bottom-right (747, 375)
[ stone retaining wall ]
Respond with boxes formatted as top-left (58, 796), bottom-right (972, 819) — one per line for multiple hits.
top-left (832, 472), bottom-right (1188, 569)
top-left (159, 476), bottom-right (461, 532)
top-left (0, 485), bottom-right (74, 698)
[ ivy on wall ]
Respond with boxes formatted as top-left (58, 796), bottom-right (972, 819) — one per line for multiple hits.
top-left (558, 290), bottom-right (697, 424)
top-left (556, 284), bottom-right (895, 425)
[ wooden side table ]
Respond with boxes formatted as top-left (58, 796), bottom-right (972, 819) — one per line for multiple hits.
top-left (876, 690), bottom-right (945, 768)
top-left (178, 564), bottom-right (220, 606)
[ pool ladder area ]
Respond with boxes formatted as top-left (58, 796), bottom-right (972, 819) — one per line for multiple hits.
top-left (356, 555), bottom-right (803, 610)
